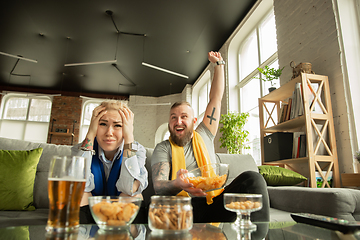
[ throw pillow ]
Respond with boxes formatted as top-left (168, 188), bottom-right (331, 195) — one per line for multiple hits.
top-left (0, 226), bottom-right (29, 239)
top-left (0, 148), bottom-right (43, 211)
top-left (258, 165), bottom-right (307, 186)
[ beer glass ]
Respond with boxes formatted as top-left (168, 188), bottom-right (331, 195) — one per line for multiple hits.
top-left (46, 155), bottom-right (87, 233)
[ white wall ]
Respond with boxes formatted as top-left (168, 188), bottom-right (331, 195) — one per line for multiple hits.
top-left (129, 94), bottom-right (181, 148)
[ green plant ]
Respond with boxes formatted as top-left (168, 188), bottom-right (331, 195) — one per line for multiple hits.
top-left (219, 112), bottom-right (250, 154)
top-left (255, 66), bottom-right (285, 86)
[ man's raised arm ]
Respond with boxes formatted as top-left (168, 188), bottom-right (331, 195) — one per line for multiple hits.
top-left (202, 51), bottom-right (225, 136)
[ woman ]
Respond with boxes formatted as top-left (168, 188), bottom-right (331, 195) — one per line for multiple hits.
top-left (76, 100), bottom-right (148, 224)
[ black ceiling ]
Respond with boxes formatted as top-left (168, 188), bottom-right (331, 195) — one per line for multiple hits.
top-left (0, 0), bottom-right (256, 97)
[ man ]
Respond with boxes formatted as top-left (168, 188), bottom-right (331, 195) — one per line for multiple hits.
top-left (151, 51), bottom-right (269, 223)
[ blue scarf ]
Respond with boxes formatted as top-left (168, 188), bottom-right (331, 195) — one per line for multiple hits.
top-left (91, 138), bottom-right (123, 196)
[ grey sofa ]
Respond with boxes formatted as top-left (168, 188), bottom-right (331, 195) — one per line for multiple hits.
top-left (1, 136), bottom-right (360, 228)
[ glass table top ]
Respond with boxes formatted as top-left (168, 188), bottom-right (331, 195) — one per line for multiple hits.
top-left (1, 221), bottom-right (360, 240)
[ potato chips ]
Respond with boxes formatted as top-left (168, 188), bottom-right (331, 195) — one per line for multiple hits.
top-left (187, 174), bottom-right (227, 191)
top-left (91, 201), bottom-right (139, 226)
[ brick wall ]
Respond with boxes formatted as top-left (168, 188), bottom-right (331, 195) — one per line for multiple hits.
top-left (47, 96), bottom-right (82, 145)
top-left (274, 0), bottom-right (354, 172)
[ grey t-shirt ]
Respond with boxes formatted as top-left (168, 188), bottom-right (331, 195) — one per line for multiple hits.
top-left (151, 122), bottom-right (218, 176)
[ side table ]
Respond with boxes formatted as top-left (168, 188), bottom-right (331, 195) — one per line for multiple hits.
top-left (341, 173), bottom-right (360, 187)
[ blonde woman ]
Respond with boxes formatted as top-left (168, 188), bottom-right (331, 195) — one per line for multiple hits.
top-left (76, 100), bottom-right (148, 223)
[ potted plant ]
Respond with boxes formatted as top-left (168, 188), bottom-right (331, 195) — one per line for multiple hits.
top-left (354, 151), bottom-right (360, 172)
top-left (219, 112), bottom-right (250, 154)
top-left (255, 66), bottom-right (284, 92)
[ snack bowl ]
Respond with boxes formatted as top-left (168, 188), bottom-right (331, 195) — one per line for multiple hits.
top-left (184, 163), bottom-right (229, 192)
top-left (89, 196), bottom-right (142, 230)
top-left (224, 193), bottom-right (263, 229)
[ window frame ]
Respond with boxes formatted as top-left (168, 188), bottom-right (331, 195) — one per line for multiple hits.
top-left (227, 4), bottom-right (277, 164)
top-left (0, 92), bottom-right (52, 142)
top-left (79, 98), bottom-right (105, 143)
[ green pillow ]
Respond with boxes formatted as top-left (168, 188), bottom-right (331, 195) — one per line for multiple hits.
top-left (0, 148), bottom-right (43, 210)
top-left (258, 165), bottom-right (307, 186)
top-left (0, 226), bottom-right (29, 239)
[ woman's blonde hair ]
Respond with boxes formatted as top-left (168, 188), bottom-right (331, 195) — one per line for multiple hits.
top-left (100, 100), bottom-right (129, 111)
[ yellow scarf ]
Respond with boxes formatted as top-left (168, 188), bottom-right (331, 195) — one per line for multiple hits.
top-left (170, 131), bottom-right (223, 204)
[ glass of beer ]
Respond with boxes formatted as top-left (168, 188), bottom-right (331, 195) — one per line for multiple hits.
top-left (46, 155), bottom-right (87, 233)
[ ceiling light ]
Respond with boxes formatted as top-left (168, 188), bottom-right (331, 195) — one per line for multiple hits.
top-left (64, 60), bottom-right (117, 67)
top-left (142, 62), bottom-right (189, 79)
top-left (0, 51), bottom-right (37, 63)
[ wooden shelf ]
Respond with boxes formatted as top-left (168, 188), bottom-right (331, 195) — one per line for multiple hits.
top-left (49, 132), bottom-right (74, 137)
top-left (49, 119), bottom-right (76, 145)
top-left (259, 73), bottom-right (340, 188)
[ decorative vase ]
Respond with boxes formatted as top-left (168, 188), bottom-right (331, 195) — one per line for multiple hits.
top-left (269, 87), bottom-right (276, 92)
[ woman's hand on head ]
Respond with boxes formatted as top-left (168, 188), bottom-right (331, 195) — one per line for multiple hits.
top-left (87, 105), bottom-right (107, 140)
top-left (119, 107), bottom-right (134, 143)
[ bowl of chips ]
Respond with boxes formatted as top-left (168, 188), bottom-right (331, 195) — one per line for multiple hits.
top-left (184, 163), bottom-right (229, 192)
top-left (89, 196), bottom-right (142, 230)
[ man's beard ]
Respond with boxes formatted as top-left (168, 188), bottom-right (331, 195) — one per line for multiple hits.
top-left (168, 122), bottom-right (194, 147)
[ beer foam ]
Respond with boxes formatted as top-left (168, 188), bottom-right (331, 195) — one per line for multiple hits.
top-left (48, 177), bottom-right (86, 182)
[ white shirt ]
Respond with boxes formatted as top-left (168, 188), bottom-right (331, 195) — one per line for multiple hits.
top-left (72, 141), bottom-right (148, 196)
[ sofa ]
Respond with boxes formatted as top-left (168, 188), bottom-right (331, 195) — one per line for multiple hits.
top-left (1, 136), bottom-right (360, 228)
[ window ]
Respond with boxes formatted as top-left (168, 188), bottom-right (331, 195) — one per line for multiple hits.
top-left (192, 70), bottom-right (211, 121)
top-left (229, 5), bottom-right (278, 165)
top-left (0, 94), bottom-right (52, 142)
top-left (79, 100), bottom-right (103, 142)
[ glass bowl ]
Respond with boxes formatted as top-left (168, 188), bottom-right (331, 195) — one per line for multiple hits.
top-left (184, 163), bottom-right (229, 192)
top-left (224, 193), bottom-right (262, 229)
top-left (148, 196), bottom-right (193, 233)
top-left (88, 196), bottom-right (142, 230)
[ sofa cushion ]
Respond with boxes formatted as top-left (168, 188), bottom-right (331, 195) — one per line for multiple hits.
top-left (0, 148), bottom-right (43, 210)
top-left (0, 137), bottom-right (73, 209)
top-left (258, 165), bottom-right (307, 186)
top-left (216, 153), bottom-right (258, 186)
top-left (268, 186), bottom-right (360, 221)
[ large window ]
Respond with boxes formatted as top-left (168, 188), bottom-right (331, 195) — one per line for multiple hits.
top-left (192, 70), bottom-right (211, 126)
top-left (234, 9), bottom-right (278, 165)
top-left (79, 99), bottom-right (103, 142)
top-left (0, 94), bottom-right (52, 142)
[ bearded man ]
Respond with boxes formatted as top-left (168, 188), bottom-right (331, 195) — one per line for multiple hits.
top-left (151, 51), bottom-right (270, 223)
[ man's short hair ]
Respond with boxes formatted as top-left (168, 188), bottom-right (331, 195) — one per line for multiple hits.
top-left (170, 101), bottom-right (192, 110)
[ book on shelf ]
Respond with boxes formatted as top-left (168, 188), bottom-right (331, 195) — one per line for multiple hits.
top-left (299, 134), bottom-right (307, 157)
top-left (285, 98), bottom-right (292, 121)
top-left (292, 132), bottom-right (306, 158)
top-left (279, 103), bottom-right (288, 123)
top-left (290, 83), bottom-right (304, 119)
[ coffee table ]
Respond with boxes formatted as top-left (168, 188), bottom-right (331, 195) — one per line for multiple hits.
top-left (0, 222), bottom-right (359, 239)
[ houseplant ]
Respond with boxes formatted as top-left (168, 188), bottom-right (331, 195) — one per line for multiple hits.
top-left (354, 151), bottom-right (360, 172)
top-left (219, 112), bottom-right (249, 154)
top-left (255, 66), bottom-right (284, 92)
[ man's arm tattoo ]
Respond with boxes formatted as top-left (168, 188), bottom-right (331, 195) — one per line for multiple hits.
top-left (152, 162), bottom-right (170, 181)
top-left (152, 162), bottom-right (181, 195)
top-left (207, 107), bottom-right (217, 125)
